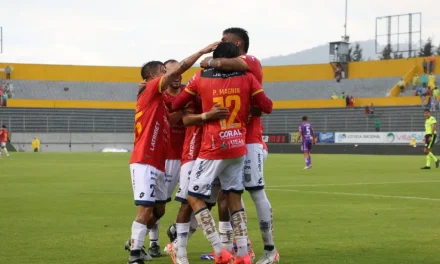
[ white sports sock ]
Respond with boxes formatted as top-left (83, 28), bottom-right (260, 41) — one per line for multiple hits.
top-left (189, 213), bottom-right (198, 239)
top-left (250, 190), bottom-right (274, 247)
top-left (131, 221), bottom-right (149, 251)
top-left (176, 222), bottom-right (190, 258)
top-left (149, 219), bottom-right (160, 246)
top-left (219, 221), bottom-right (233, 251)
top-left (231, 210), bottom-right (248, 257)
top-left (250, 190), bottom-right (274, 248)
top-left (195, 208), bottom-right (222, 255)
top-left (241, 198), bottom-right (245, 210)
top-left (4, 148), bottom-right (8, 155)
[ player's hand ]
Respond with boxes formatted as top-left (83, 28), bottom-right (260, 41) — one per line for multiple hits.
top-left (200, 41), bottom-right (221, 54)
top-left (206, 103), bottom-right (229, 121)
top-left (138, 80), bottom-right (147, 91)
top-left (200, 57), bottom-right (213, 69)
top-left (250, 106), bottom-right (263, 117)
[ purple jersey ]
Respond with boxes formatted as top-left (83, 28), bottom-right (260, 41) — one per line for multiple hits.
top-left (299, 122), bottom-right (313, 152)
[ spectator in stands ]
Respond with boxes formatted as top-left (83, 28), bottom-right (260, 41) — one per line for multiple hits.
top-left (425, 87), bottom-right (433, 109)
top-left (375, 119), bottom-right (381, 132)
top-left (331, 93), bottom-right (338, 99)
top-left (340, 92), bottom-right (346, 99)
top-left (428, 56), bottom-right (435, 73)
top-left (369, 103), bottom-right (375, 115)
top-left (421, 73), bottom-right (428, 88)
top-left (5, 66), bottom-right (12, 80)
top-left (345, 93), bottom-right (350, 108)
top-left (412, 74), bottom-right (420, 89)
top-left (364, 105), bottom-right (370, 116)
top-left (423, 59), bottom-right (428, 74)
top-left (432, 87), bottom-right (439, 112)
top-left (0, 86), bottom-right (3, 107)
top-left (398, 78), bottom-right (406, 95)
top-left (428, 73), bottom-right (436, 89)
top-left (349, 96), bottom-right (355, 108)
top-left (2, 91), bottom-right (7, 107)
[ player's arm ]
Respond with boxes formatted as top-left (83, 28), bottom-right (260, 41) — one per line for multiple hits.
top-left (159, 41), bottom-right (220, 92)
top-left (311, 129), bottom-right (317, 144)
top-left (182, 103), bottom-right (229, 126)
top-left (169, 111), bottom-right (183, 126)
top-left (296, 127), bottom-right (302, 142)
top-left (431, 121), bottom-right (436, 135)
top-left (200, 56), bottom-right (249, 72)
top-left (250, 76), bottom-right (273, 114)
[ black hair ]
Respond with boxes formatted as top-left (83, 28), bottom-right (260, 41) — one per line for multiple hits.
top-left (223, 27), bottom-right (249, 53)
top-left (1, 125), bottom-right (6, 128)
top-left (302, 116), bottom-right (308, 121)
top-left (425, 109), bottom-right (431, 113)
top-left (213, 42), bottom-right (239, 59)
top-left (140, 61), bottom-right (164, 80)
top-left (164, 59), bottom-right (178, 66)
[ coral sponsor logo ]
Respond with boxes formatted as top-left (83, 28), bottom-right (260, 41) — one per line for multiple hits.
top-left (220, 129), bottom-right (242, 139)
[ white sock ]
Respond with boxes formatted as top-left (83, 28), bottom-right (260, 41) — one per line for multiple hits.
top-left (149, 219), bottom-right (160, 246)
top-left (241, 198), bottom-right (245, 210)
top-left (219, 221), bottom-right (233, 251)
top-left (189, 213), bottom-right (198, 239)
top-left (250, 190), bottom-right (275, 249)
top-left (176, 222), bottom-right (190, 258)
top-left (195, 208), bottom-right (223, 255)
top-left (231, 209), bottom-right (248, 257)
top-left (4, 148), bottom-right (8, 155)
top-left (131, 221), bottom-right (149, 252)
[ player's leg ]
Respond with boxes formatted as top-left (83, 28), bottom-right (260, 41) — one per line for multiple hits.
top-left (217, 190), bottom-right (234, 252)
top-left (187, 158), bottom-right (233, 263)
top-left (165, 161), bottom-right (194, 263)
top-left (428, 135), bottom-right (439, 168)
top-left (127, 163), bottom-right (157, 264)
top-left (221, 156), bottom-right (252, 264)
top-left (1, 142), bottom-right (9, 157)
top-left (422, 135), bottom-right (437, 169)
top-left (244, 144), bottom-right (279, 264)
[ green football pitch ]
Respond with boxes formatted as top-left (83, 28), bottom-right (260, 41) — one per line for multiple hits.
top-left (1, 153), bottom-right (440, 264)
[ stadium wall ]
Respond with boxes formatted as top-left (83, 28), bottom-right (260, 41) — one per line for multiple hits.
top-left (6, 96), bottom-right (428, 109)
top-left (2, 56), bottom-right (438, 83)
top-left (12, 133), bottom-right (133, 152)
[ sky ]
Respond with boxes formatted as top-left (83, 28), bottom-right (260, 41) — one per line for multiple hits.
top-left (0, 0), bottom-right (438, 66)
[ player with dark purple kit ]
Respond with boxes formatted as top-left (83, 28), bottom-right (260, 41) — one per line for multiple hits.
top-left (296, 116), bottom-right (316, 169)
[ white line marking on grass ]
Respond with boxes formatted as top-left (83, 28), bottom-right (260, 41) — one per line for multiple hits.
top-left (265, 189), bottom-right (440, 201)
top-left (270, 180), bottom-right (440, 188)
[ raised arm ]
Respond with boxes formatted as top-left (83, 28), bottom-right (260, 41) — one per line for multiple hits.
top-left (160, 42), bottom-right (220, 91)
top-left (200, 56), bottom-right (249, 72)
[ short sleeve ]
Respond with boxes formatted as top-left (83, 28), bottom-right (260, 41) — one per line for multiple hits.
top-left (138, 76), bottom-right (163, 107)
top-left (184, 73), bottom-right (199, 96)
top-left (248, 73), bottom-right (263, 96)
top-left (239, 55), bottom-right (263, 84)
top-left (431, 117), bottom-right (437, 124)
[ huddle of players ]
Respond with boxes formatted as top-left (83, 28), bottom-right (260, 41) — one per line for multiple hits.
top-left (126, 28), bottom-right (279, 264)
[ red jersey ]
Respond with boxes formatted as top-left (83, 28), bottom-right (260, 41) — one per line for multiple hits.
top-left (240, 54), bottom-right (265, 145)
top-left (0, 129), bottom-right (8, 142)
top-left (129, 77), bottom-right (170, 172)
top-left (181, 96), bottom-right (203, 165)
top-left (163, 88), bottom-right (186, 160)
top-left (182, 69), bottom-right (264, 160)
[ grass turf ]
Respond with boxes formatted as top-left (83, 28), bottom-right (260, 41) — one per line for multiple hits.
top-left (1, 153), bottom-right (440, 264)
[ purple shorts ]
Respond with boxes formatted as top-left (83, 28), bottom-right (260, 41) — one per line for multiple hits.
top-left (301, 141), bottom-right (313, 152)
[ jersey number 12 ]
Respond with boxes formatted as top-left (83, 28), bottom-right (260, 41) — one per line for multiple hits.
top-left (213, 95), bottom-right (241, 130)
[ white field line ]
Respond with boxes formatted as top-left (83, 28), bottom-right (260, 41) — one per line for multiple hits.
top-left (269, 180), bottom-right (440, 188)
top-left (265, 188), bottom-right (440, 201)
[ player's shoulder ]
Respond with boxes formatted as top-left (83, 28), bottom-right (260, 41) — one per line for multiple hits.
top-left (430, 116), bottom-right (437, 122)
top-left (239, 54), bottom-right (260, 63)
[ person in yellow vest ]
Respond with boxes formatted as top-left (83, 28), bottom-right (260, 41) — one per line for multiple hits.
top-left (409, 137), bottom-right (417, 148)
top-left (412, 74), bottom-right (420, 89)
top-left (331, 93), bottom-right (338, 99)
top-left (428, 73), bottom-right (436, 89)
top-left (31, 137), bottom-right (40, 152)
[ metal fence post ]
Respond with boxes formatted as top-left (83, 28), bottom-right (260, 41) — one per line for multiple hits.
top-left (67, 116), bottom-right (70, 133)
top-left (46, 116), bottom-right (49, 133)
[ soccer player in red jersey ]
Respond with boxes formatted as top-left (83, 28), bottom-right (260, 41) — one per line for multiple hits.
top-left (200, 28), bottom-right (279, 264)
top-left (173, 42), bottom-right (273, 264)
top-left (0, 125), bottom-right (10, 157)
top-left (126, 41), bottom-right (219, 264)
top-left (144, 59), bottom-right (187, 257)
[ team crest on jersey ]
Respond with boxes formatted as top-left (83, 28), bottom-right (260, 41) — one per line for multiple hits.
top-left (221, 142), bottom-right (227, 149)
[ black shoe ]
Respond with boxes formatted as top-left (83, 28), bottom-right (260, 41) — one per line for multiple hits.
top-left (128, 259), bottom-right (144, 264)
top-left (148, 243), bottom-right (162, 258)
top-left (124, 239), bottom-right (152, 261)
top-left (167, 223), bottom-right (177, 242)
top-left (436, 160), bottom-right (439, 168)
top-left (421, 166), bottom-right (431, 170)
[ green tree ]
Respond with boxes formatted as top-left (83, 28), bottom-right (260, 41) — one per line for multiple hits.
top-left (380, 44), bottom-right (393, 60)
top-left (352, 43), bottom-right (363, 61)
top-left (418, 38), bottom-right (435, 57)
top-left (393, 52), bottom-right (404, 59)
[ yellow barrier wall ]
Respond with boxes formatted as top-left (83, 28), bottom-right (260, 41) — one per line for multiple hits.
top-left (6, 97), bottom-right (425, 109)
top-left (0, 56), bottom-right (438, 83)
